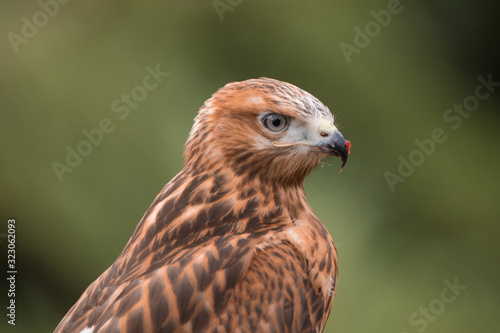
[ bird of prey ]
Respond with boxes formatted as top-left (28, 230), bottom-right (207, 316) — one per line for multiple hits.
top-left (55, 78), bottom-right (351, 333)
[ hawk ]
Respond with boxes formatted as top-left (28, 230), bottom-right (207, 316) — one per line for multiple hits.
top-left (55, 78), bottom-right (351, 333)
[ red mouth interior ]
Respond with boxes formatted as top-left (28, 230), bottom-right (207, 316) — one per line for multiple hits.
top-left (339, 140), bottom-right (351, 173)
top-left (345, 140), bottom-right (352, 155)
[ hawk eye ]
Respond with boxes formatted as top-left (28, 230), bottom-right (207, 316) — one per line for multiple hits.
top-left (263, 114), bottom-right (287, 133)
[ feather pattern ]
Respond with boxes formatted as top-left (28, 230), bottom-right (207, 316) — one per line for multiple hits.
top-left (55, 78), bottom-right (349, 333)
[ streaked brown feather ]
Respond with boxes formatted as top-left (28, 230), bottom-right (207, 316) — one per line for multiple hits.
top-left (55, 78), bottom-right (342, 333)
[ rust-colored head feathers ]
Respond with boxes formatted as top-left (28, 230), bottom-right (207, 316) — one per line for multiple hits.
top-left (55, 78), bottom-right (350, 333)
top-left (184, 78), bottom-right (350, 186)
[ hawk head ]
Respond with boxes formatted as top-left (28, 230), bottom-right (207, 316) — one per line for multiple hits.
top-left (184, 77), bottom-right (351, 186)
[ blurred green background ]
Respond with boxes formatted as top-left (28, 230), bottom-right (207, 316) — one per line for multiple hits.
top-left (1, 1), bottom-right (499, 332)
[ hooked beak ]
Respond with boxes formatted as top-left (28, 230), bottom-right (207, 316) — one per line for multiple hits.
top-left (317, 129), bottom-right (351, 171)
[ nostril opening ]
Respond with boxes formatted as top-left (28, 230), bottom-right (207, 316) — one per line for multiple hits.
top-left (320, 131), bottom-right (329, 138)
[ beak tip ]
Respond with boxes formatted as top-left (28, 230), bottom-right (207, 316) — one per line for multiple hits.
top-left (319, 130), bottom-right (351, 172)
top-left (339, 140), bottom-right (351, 172)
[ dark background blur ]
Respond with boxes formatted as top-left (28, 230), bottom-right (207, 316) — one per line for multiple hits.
top-left (1, 1), bottom-right (499, 332)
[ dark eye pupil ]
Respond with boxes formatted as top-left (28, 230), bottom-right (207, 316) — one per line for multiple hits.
top-left (263, 114), bottom-right (287, 132)
top-left (271, 117), bottom-right (281, 128)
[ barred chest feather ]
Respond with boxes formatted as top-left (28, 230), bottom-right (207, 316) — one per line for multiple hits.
top-left (127, 166), bottom-right (338, 302)
top-left (55, 77), bottom-right (348, 333)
